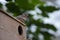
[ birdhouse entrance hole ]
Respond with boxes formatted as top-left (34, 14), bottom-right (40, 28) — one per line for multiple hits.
top-left (18, 25), bottom-right (23, 35)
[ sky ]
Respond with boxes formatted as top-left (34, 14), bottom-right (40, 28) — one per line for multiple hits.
top-left (42, 0), bottom-right (60, 36)
top-left (1, 0), bottom-right (60, 36)
top-left (0, 0), bottom-right (6, 3)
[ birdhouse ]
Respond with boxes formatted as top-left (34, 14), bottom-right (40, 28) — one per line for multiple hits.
top-left (0, 10), bottom-right (27, 40)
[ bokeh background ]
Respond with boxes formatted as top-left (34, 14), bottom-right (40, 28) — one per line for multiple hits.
top-left (0, 0), bottom-right (60, 40)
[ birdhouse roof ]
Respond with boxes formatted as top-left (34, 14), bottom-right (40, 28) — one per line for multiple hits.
top-left (0, 10), bottom-right (26, 26)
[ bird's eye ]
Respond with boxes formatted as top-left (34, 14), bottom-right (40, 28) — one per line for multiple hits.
top-left (18, 25), bottom-right (23, 35)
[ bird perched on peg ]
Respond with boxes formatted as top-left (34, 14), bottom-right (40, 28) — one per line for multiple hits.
top-left (17, 13), bottom-right (28, 23)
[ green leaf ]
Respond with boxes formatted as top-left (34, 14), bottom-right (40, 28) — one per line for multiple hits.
top-left (31, 0), bottom-right (40, 5)
top-left (41, 32), bottom-right (54, 36)
top-left (44, 24), bottom-right (57, 31)
top-left (41, 32), bottom-right (53, 40)
top-left (6, 2), bottom-right (22, 16)
top-left (45, 6), bottom-right (59, 12)
top-left (40, 23), bottom-right (57, 31)
top-left (15, 0), bottom-right (35, 10)
top-left (39, 1), bottom-right (45, 6)
top-left (39, 6), bottom-right (59, 12)
top-left (38, 6), bottom-right (59, 17)
top-left (13, 13), bottom-right (21, 16)
top-left (41, 12), bottom-right (49, 17)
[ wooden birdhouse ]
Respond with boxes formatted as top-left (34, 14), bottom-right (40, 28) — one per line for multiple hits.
top-left (0, 10), bottom-right (27, 40)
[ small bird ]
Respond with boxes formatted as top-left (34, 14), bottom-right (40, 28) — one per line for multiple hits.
top-left (17, 13), bottom-right (28, 23)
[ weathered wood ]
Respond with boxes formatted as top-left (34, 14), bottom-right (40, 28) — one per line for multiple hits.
top-left (0, 10), bottom-right (26, 40)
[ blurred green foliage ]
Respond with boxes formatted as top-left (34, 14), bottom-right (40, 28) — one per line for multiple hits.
top-left (0, 3), bottom-right (2, 9)
top-left (38, 6), bottom-right (59, 17)
top-left (15, 0), bottom-right (34, 10)
top-left (0, 0), bottom-right (59, 40)
top-left (6, 2), bottom-right (22, 16)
